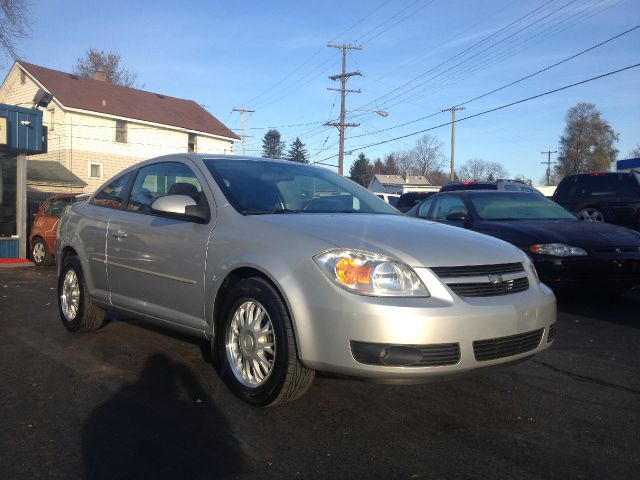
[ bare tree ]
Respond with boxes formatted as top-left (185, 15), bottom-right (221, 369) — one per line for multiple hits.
top-left (628, 144), bottom-right (640, 158)
top-left (73, 48), bottom-right (138, 87)
top-left (410, 134), bottom-right (445, 177)
top-left (389, 151), bottom-right (415, 176)
top-left (0, 0), bottom-right (30, 61)
top-left (458, 159), bottom-right (509, 181)
top-left (426, 169), bottom-right (449, 186)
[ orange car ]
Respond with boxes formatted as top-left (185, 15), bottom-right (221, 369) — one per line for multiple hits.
top-left (30, 193), bottom-right (85, 266)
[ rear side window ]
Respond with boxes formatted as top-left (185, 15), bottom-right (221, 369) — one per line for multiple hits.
top-left (45, 198), bottom-right (74, 217)
top-left (92, 172), bottom-right (132, 209)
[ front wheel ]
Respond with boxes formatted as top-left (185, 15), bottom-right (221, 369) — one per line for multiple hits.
top-left (58, 256), bottom-right (105, 332)
top-left (216, 277), bottom-right (314, 406)
top-left (31, 238), bottom-right (53, 266)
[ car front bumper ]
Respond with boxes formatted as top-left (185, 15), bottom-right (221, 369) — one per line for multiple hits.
top-left (286, 266), bottom-right (556, 380)
top-left (534, 255), bottom-right (640, 288)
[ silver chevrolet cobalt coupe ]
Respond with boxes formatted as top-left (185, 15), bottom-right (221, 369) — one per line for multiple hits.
top-left (57, 154), bottom-right (556, 406)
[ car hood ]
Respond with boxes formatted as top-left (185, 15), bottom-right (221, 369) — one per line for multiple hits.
top-left (252, 213), bottom-right (527, 267)
top-left (475, 219), bottom-right (640, 248)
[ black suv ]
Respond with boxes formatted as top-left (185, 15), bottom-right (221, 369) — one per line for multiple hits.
top-left (395, 191), bottom-right (436, 213)
top-left (553, 172), bottom-right (640, 228)
top-left (440, 179), bottom-right (543, 194)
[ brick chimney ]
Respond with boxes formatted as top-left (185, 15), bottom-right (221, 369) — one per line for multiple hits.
top-left (93, 69), bottom-right (107, 82)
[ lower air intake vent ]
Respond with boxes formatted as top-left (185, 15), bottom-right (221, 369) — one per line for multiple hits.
top-left (473, 328), bottom-right (544, 361)
top-left (547, 323), bottom-right (556, 343)
top-left (350, 341), bottom-right (460, 367)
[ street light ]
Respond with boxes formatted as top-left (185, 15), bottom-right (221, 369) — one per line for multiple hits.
top-left (349, 109), bottom-right (389, 117)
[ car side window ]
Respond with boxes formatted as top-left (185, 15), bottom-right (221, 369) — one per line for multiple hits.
top-left (417, 197), bottom-right (436, 218)
top-left (128, 162), bottom-right (204, 214)
top-left (92, 172), bottom-right (133, 209)
top-left (433, 195), bottom-right (467, 221)
top-left (48, 199), bottom-right (73, 217)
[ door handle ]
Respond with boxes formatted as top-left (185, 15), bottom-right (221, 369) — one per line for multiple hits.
top-left (111, 230), bottom-right (127, 239)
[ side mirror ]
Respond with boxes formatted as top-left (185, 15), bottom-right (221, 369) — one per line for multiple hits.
top-left (445, 211), bottom-right (468, 222)
top-left (151, 195), bottom-right (209, 222)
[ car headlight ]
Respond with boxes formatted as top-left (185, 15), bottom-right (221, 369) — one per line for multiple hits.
top-left (313, 249), bottom-right (430, 297)
top-left (529, 243), bottom-right (587, 257)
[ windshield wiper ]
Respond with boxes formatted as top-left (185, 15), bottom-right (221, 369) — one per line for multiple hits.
top-left (270, 208), bottom-right (303, 214)
top-left (240, 208), bottom-right (302, 215)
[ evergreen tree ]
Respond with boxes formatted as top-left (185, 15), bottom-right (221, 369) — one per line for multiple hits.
top-left (286, 137), bottom-right (309, 163)
top-left (349, 153), bottom-right (373, 187)
top-left (556, 103), bottom-right (618, 177)
top-left (262, 129), bottom-right (285, 158)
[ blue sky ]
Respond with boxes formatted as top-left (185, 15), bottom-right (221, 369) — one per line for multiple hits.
top-left (2, 0), bottom-right (638, 184)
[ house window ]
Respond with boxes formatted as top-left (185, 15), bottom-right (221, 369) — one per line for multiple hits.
top-left (89, 163), bottom-right (103, 179)
top-left (115, 120), bottom-right (127, 143)
top-left (20, 71), bottom-right (26, 84)
top-left (48, 108), bottom-right (55, 131)
top-left (188, 133), bottom-right (197, 153)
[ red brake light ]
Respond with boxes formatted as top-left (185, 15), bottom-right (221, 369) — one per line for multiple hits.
top-left (462, 181), bottom-right (475, 185)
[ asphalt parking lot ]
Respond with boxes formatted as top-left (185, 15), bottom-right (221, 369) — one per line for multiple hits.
top-left (1, 266), bottom-right (639, 479)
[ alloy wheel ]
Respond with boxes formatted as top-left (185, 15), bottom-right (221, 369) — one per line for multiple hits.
top-left (32, 242), bottom-right (46, 264)
top-left (577, 208), bottom-right (604, 222)
top-left (60, 269), bottom-right (80, 321)
top-left (226, 300), bottom-right (276, 388)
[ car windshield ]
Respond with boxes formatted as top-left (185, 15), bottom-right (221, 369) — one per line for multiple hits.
top-left (204, 159), bottom-right (399, 215)
top-left (470, 193), bottom-right (577, 220)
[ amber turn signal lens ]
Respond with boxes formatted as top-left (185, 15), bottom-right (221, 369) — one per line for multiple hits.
top-left (335, 257), bottom-right (371, 285)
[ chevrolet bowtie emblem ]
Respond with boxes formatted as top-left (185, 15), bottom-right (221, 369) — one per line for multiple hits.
top-left (488, 274), bottom-right (503, 284)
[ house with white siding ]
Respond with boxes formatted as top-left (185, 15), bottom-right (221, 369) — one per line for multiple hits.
top-left (0, 61), bottom-right (239, 192)
top-left (368, 173), bottom-right (438, 194)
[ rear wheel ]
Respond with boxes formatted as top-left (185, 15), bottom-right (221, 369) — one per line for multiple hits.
top-left (31, 238), bottom-right (53, 266)
top-left (58, 256), bottom-right (105, 332)
top-left (216, 277), bottom-right (314, 406)
top-left (577, 207), bottom-right (605, 222)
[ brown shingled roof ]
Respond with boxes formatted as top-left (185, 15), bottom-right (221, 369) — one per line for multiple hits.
top-left (18, 61), bottom-right (239, 140)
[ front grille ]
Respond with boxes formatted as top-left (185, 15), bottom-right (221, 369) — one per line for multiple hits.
top-left (547, 324), bottom-right (556, 343)
top-left (590, 247), bottom-right (638, 254)
top-left (447, 277), bottom-right (529, 297)
top-left (430, 262), bottom-right (529, 297)
top-left (473, 328), bottom-right (544, 361)
top-left (431, 262), bottom-right (524, 278)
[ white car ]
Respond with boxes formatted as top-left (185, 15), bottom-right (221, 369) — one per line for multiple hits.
top-left (57, 154), bottom-right (556, 406)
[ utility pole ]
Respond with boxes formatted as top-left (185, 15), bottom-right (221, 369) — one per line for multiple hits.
top-left (442, 106), bottom-right (465, 181)
top-left (325, 43), bottom-right (362, 176)
top-left (541, 150), bottom-right (557, 185)
top-left (232, 108), bottom-right (254, 157)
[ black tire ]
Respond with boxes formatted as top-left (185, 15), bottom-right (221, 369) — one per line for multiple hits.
top-left (216, 277), bottom-right (314, 406)
top-left (58, 256), bottom-right (105, 332)
top-left (31, 238), bottom-right (53, 267)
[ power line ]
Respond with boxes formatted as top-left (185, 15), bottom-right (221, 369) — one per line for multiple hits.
top-left (314, 62), bottom-right (640, 163)
top-left (345, 23), bottom-right (638, 140)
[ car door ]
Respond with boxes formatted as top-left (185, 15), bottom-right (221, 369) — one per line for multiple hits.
top-left (105, 160), bottom-right (213, 331)
top-left (80, 172), bottom-right (134, 304)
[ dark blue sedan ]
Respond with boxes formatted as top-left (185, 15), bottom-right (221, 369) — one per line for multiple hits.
top-left (406, 191), bottom-right (640, 294)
